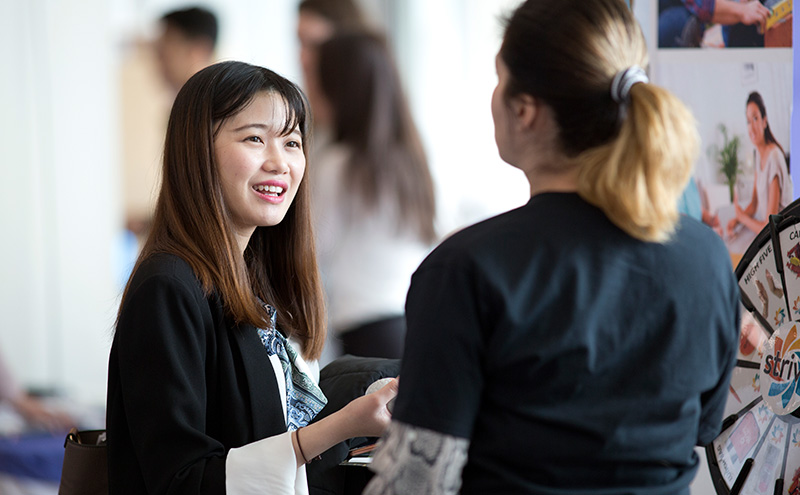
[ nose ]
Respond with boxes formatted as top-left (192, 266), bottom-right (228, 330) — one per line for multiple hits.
top-left (262, 141), bottom-right (290, 175)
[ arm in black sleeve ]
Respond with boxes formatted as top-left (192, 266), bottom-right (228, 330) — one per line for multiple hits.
top-left (111, 271), bottom-right (226, 493)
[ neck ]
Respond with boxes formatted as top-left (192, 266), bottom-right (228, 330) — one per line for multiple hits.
top-left (516, 149), bottom-right (579, 197)
top-left (507, 102), bottom-right (578, 198)
top-left (757, 142), bottom-right (774, 170)
top-left (234, 228), bottom-right (255, 256)
top-left (526, 168), bottom-right (579, 197)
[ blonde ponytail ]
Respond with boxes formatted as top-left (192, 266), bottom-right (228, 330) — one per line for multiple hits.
top-left (577, 83), bottom-right (699, 242)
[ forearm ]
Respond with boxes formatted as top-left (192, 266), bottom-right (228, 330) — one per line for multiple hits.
top-left (363, 421), bottom-right (469, 495)
top-left (737, 211), bottom-right (767, 234)
top-left (291, 409), bottom-right (357, 467)
top-left (711, 0), bottom-right (744, 24)
top-left (738, 178), bottom-right (782, 233)
top-left (291, 380), bottom-right (396, 468)
top-left (742, 200), bottom-right (757, 217)
top-left (711, 0), bottom-right (769, 25)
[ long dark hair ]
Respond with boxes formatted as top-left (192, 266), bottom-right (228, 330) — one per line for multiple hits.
top-left (499, 0), bottom-right (698, 242)
top-left (317, 31), bottom-right (437, 242)
top-left (747, 91), bottom-right (788, 172)
top-left (120, 61), bottom-right (326, 359)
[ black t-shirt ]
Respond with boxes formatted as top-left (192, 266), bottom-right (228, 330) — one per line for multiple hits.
top-left (393, 193), bottom-right (740, 494)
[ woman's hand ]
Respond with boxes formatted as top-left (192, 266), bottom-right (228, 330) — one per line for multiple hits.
top-left (727, 217), bottom-right (739, 236)
top-left (727, 189), bottom-right (744, 235)
top-left (341, 378), bottom-right (398, 438)
top-left (714, 0), bottom-right (771, 28)
top-left (290, 378), bottom-right (399, 468)
top-left (738, 0), bottom-right (771, 28)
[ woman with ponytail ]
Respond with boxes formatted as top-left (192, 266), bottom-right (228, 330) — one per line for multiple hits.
top-left (364, 1), bottom-right (739, 494)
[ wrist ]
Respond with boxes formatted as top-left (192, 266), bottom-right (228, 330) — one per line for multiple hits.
top-left (332, 401), bottom-right (361, 440)
top-left (733, 2), bottom-right (746, 23)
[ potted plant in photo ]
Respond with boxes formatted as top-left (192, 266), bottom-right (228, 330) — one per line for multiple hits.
top-left (709, 123), bottom-right (741, 203)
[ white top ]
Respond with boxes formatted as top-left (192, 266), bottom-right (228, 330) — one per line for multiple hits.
top-left (225, 340), bottom-right (320, 495)
top-left (754, 146), bottom-right (792, 222)
top-left (311, 142), bottom-right (433, 332)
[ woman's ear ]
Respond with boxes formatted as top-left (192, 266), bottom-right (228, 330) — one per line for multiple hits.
top-left (512, 93), bottom-right (538, 131)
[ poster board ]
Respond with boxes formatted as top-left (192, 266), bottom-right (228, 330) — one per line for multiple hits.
top-left (647, 2), bottom-right (795, 493)
top-left (650, 0), bottom-right (793, 268)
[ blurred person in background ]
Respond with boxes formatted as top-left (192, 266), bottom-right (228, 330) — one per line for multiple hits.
top-left (297, 0), bottom-right (367, 89)
top-left (296, 0), bottom-right (369, 153)
top-left (310, 32), bottom-right (437, 360)
top-left (154, 6), bottom-right (219, 95)
top-left (122, 5), bottom-right (219, 259)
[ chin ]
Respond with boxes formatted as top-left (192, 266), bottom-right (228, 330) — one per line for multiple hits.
top-left (262, 213), bottom-right (291, 228)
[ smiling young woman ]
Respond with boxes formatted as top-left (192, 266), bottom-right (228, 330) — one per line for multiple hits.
top-left (726, 91), bottom-right (791, 236)
top-left (213, 91), bottom-right (307, 251)
top-left (106, 61), bottom-right (396, 495)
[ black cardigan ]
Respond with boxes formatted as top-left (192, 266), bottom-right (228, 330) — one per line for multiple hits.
top-left (106, 253), bottom-right (287, 494)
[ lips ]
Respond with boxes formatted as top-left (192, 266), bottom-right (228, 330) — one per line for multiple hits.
top-left (252, 181), bottom-right (288, 204)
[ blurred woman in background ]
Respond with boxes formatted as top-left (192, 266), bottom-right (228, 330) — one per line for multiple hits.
top-left (297, 0), bottom-right (367, 76)
top-left (296, 0), bottom-right (368, 144)
top-left (310, 32), bottom-right (437, 359)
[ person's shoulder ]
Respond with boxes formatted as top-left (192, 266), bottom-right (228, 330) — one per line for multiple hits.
top-left (128, 253), bottom-right (204, 297)
top-left (120, 253), bottom-right (217, 329)
top-left (767, 145), bottom-right (787, 167)
top-left (134, 252), bottom-right (195, 279)
top-left (769, 145), bottom-right (786, 159)
top-left (117, 253), bottom-right (219, 344)
top-left (428, 193), bottom-right (588, 254)
top-left (418, 203), bottom-right (533, 273)
top-left (674, 216), bottom-right (735, 275)
top-left (676, 215), bottom-right (726, 247)
top-left (434, 207), bottom-right (519, 251)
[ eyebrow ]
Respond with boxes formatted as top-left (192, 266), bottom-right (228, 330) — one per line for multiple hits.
top-left (231, 123), bottom-right (269, 132)
top-left (231, 123), bottom-right (302, 137)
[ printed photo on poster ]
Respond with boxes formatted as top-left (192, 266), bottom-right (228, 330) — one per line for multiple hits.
top-left (659, 61), bottom-right (792, 264)
top-left (658, 0), bottom-right (792, 48)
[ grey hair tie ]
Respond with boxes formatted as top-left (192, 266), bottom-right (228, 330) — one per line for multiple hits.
top-left (610, 66), bottom-right (649, 103)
